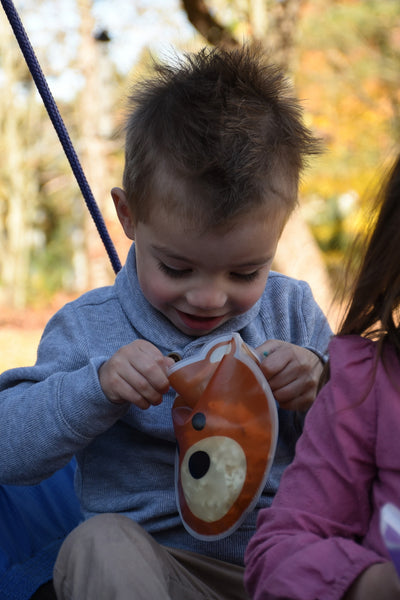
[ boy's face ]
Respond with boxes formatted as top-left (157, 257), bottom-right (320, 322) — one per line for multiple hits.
top-left (112, 188), bottom-right (286, 337)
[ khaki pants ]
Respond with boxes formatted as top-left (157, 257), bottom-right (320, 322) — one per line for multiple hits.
top-left (53, 514), bottom-right (250, 600)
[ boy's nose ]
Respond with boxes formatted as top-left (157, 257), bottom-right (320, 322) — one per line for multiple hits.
top-left (186, 285), bottom-right (227, 310)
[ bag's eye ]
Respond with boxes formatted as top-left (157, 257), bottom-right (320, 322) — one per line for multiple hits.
top-left (192, 412), bottom-right (206, 431)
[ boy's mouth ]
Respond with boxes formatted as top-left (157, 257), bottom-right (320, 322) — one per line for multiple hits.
top-left (175, 309), bottom-right (226, 332)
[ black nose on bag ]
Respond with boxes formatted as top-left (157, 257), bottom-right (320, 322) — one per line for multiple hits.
top-left (188, 450), bottom-right (210, 479)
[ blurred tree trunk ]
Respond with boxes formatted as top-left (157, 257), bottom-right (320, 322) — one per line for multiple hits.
top-left (181, 0), bottom-right (238, 47)
top-left (180, 0), bottom-right (334, 321)
top-left (0, 16), bottom-right (38, 309)
top-left (274, 208), bottom-right (339, 328)
top-left (75, 0), bottom-right (116, 290)
top-left (262, 0), bottom-right (304, 70)
top-left (182, 0), bottom-right (305, 69)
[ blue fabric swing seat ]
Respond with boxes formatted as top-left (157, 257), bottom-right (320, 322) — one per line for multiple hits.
top-left (0, 459), bottom-right (82, 600)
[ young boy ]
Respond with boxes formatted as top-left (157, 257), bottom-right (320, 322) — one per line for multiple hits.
top-left (0, 46), bottom-right (331, 598)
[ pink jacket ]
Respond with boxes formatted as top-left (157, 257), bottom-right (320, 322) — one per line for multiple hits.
top-left (245, 335), bottom-right (400, 600)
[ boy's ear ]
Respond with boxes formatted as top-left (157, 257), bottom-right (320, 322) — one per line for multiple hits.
top-left (111, 187), bottom-right (135, 240)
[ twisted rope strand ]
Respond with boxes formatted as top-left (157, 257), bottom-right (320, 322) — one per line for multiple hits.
top-left (1, 0), bottom-right (122, 274)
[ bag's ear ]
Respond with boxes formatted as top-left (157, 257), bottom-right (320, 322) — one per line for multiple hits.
top-left (169, 333), bottom-right (278, 541)
top-left (169, 338), bottom-right (235, 410)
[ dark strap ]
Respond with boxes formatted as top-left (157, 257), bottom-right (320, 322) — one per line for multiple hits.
top-left (1, 0), bottom-right (122, 274)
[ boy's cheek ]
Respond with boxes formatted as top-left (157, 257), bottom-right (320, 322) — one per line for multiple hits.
top-left (140, 279), bottom-right (177, 310)
top-left (240, 279), bottom-right (269, 310)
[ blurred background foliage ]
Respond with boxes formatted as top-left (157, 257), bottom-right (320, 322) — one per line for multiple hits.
top-left (0, 0), bottom-right (399, 326)
top-left (296, 0), bottom-right (399, 287)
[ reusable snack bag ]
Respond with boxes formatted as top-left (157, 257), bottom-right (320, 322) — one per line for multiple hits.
top-left (169, 333), bottom-right (278, 540)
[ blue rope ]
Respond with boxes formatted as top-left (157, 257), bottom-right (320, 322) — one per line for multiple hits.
top-left (1, 0), bottom-right (122, 274)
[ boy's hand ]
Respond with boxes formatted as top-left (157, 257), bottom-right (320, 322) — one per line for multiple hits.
top-left (99, 340), bottom-right (175, 410)
top-left (256, 340), bottom-right (323, 412)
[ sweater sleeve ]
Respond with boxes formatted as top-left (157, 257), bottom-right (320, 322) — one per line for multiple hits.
top-left (259, 273), bottom-right (332, 360)
top-left (295, 278), bottom-right (331, 361)
top-left (0, 303), bottom-right (128, 485)
top-left (244, 336), bottom-right (386, 600)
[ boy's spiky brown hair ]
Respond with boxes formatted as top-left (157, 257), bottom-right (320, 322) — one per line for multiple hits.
top-left (123, 45), bottom-right (321, 230)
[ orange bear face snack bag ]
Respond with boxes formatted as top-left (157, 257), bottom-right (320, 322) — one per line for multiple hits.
top-left (169, 333), bottom-right (278, 541)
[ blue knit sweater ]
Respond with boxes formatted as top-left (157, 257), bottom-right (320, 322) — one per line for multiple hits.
top-left (0, 244), bottom-right (332, 565)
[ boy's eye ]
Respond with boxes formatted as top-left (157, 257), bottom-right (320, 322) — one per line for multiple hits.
top-left (158, 262), bottom-right (191, 279)
top-left (230, 271), bottom-right (259, 283)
